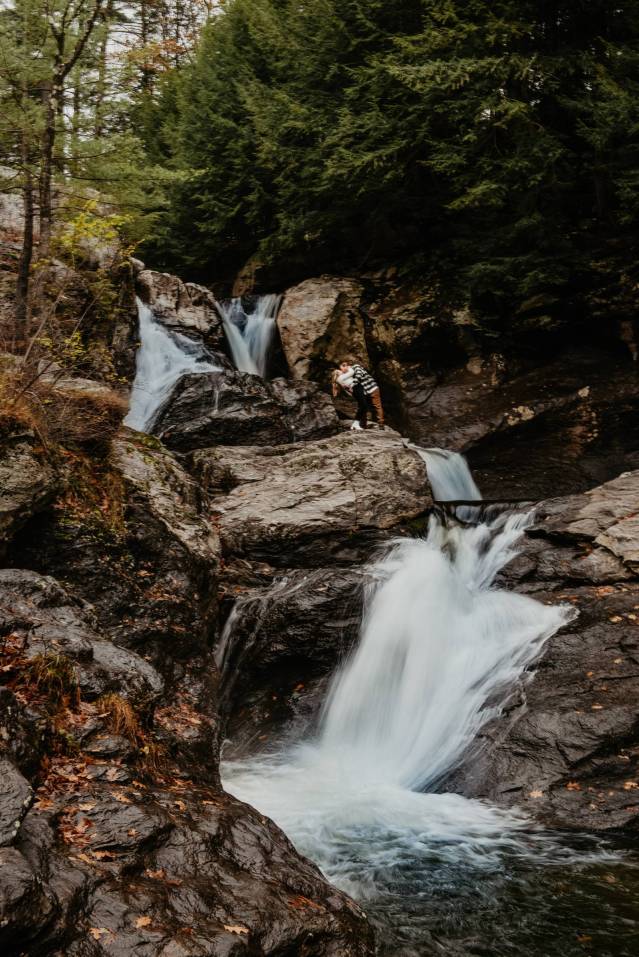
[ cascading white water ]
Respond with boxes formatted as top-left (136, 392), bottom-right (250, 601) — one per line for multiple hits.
top-left (217, 294), bottom-right (281, 377)
top-left (410, 445), bottom-right (482, 502)
top-left (223, 450), bottom-right (577, 894)
top-left (125, 298), bottom-right (220, 432)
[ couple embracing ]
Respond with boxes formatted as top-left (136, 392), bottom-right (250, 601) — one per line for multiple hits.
top-left (332, 359), bottom-right (385, 431)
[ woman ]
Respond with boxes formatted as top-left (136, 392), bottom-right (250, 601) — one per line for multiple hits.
top-left (332, 360), bottom-right (384, 430)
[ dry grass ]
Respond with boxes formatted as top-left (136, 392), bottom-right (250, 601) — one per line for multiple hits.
top-left (96, 692), bottom-right (140, 741)
top-left (0, 364), bottom-right (127, 454)
top-left (95, 692), bottom-right (167, 771)
top-left (22, 653), bottom-right (81, 710)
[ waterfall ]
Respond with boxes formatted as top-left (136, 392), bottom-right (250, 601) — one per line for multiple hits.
top-left (223, 450), bottom-right (577, 893)
top-left (217, 294), bottom-right (281, 377)
top-left (125, 297), bottom-right (220, 432)
top-left (409, 444), bottom-right (482, 502)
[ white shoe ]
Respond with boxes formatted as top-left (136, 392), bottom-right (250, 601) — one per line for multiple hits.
top-left (350, 420), bottom-right (363, 431)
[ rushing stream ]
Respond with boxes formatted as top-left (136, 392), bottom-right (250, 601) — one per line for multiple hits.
top-left (223, 450), bottom-right (638, 956)
top-left (125, 298), bottom-right (220, 431)
top-left (217, 294), bottom-right (281, 377)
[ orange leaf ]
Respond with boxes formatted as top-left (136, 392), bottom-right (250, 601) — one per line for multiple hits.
top-left (135, 916), bottom-right (152, 929)
top-left (224, 924), bottom-right (249, 935)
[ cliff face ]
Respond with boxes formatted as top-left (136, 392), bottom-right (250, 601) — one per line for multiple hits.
top-left (1, 260), bottom-right (639, 954)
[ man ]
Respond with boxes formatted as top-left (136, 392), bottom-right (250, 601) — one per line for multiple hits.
top-left (335, 359), bottom-right (385, 430)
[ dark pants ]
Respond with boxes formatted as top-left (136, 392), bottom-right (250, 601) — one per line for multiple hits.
top-left (353, 384), bottom-right (382, 429)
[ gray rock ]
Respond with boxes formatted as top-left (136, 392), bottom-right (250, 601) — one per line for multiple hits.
top-left (194, 429), bottom-right (431, 565)
top-left (218, 566), bottom-right (371, 748)
top-left (111, 433), bottom-right (220, 569)
top-left (0, 438), bottom-right (59, 556)
top-left (0, 760), bottom-right (32, 846)
top-left (0, 688), bottom-right (44, 776)
top-left (448, 473), bottom-right (639, 831)
top-left (277, 276), bottom-right (367, 380)
top-left (154, 371), bottom-right (338, 453)
top-left (137, 269), bottom-right (226, 352)
top-left (0, 847), bottom-right (55, 949)
top-left (0, 568), bottom-right (164, 705)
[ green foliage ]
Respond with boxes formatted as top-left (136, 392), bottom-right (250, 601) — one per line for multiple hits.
top-left (145, 0), bottom-right (639, 326)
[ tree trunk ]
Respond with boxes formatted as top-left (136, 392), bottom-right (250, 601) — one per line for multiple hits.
top-left (94, 3), bottom-right (113, 137)
top-left (38, 77), bottom-right (62, 259)
top-left (15, 168), bottom-right (35, 332)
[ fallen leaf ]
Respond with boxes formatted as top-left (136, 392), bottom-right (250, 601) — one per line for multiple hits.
top-left (90, 928), bottom-right (111, 940)
top-left (74, 852), bottom-right (95, 864)
top-left (623, 781), bottom-right (638, 791)
top-left (529, 789), bottom-right (544, 799)
top-left (591, 703), bottom-right (603, 710)
top-left (135, 916), bottom-right (152, 929)
top-left (78, 802), bottom-right (96, 812)
top-left (224, 924), bottom-right (249, 935)
top-left (609, 616), bottom-right (623, 623)
top-left (145, 868), bottom-right (166, 880)
top-left (113, 791), bottom-right (132, 804)
top-left (577, 935), bottom-right (592, 944)
top-left (566, 781), bottom-right (581, 791)
top-left (614, 658), bottom-right (623, 664)
top-left (174, 799), bottom-right (186, 811)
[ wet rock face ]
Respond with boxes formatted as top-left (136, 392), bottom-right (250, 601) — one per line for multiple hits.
top-left (219, 567), bottom-right (371, 747)
top-left (137, 269), bottom-right (227, 353)
top-left (277, 276), bottom-right (368, 380)
top-left (0, 432), bottom-right (375, 954)
top-left (0, 437), bottom-right (59, 559)
top-left (201, 429), bottom-right (431, 749)
top-left (9, 431), bottom-right (222, 782)
top-left (0, 613), bottom-right (372, 957)
top-left (394, 346), bottom-right (639, 500)
top-left (448, 469), bottom-right (639, 831)
top-left (193, 429), bottom-right (431, 566)
top-left (0, 568), bottom-right (164, 707)
top-left (154, 370), bottom-right (339, 453)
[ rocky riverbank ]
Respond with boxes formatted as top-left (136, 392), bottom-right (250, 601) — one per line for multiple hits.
top-left (1, 257), bottom-right (638, 955)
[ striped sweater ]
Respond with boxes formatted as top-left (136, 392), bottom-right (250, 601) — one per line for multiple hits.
top-left (351, 363), bottom-right (379, 395)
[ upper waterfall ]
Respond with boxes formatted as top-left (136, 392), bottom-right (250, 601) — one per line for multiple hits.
top-left (217, 294), bottom-right (281, 377)
top-left (125, 297), bottom-right (220, 432)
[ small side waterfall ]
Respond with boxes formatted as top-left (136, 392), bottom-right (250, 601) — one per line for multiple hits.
top-left (410, 445), bottom-right (482, 502)
top-left (217, 294), bottom-right (281, 377)
top-left (125, 298), bottom-right (220, 432)
top-left (223, 450), bottom-right (577, 893)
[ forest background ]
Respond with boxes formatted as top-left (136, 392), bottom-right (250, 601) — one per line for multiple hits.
top-left (1, 0), bottom-right (638, 332)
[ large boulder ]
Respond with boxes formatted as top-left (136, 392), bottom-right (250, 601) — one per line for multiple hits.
top-left (137, 269), bottom-right (226, 352)
top-left (154, 370), bottom-right (339, 453)
top-left (448, 469), bottom-right (639, 831)
top-left (193, 429), bottom-right (431, 566)
top-left (0, 437), bottom-right (59, 559)
top-left (395, 345), bottom-right (639, 500)
top-left (0, 568), bottom-right (164, 707)
top-left (4, 771), bottom-right (373, 957)
top-left (277, 276), bottom-right (368, 380)
top-left (218, 567), bottom-right (371, 748)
